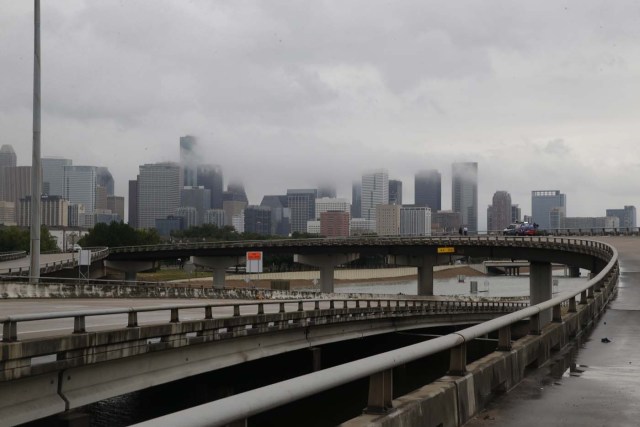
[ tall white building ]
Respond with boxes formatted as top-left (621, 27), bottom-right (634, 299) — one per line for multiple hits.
top-left (361, 169), bottom-right (389, 222)
top-left (64, 166), bottom-right (97, 215)
top-left (137, 162), bottom-right (181, 229)
top-left (204, 209), bottom-right (225, 227)
top-left (400, 206), bottom-right (432, 236)
top-left (315, 197), bottom-right (350, 219)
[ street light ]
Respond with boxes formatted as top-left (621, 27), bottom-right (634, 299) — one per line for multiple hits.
top-left (29, 0), bottom-right (42, 283)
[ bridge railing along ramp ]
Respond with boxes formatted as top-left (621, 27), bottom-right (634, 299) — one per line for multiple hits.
top-left (130, 238), bottom-right (619, 427)
top-left (0, 247), bottom-right (109, 277)
top-left (0, 298), bottom-right (524, 426)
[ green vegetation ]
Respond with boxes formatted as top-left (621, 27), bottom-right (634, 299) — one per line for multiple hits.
top-left (0, 226), bottom-right (58, 253)
top-left (78, 221), bottom-right (161, 247)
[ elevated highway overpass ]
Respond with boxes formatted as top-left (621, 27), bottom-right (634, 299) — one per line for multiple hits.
top-left (0, 236), bottom-right (620, 425)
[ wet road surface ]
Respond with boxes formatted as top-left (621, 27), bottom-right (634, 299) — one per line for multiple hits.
top-left (465, 237), bottom-right (640, 427)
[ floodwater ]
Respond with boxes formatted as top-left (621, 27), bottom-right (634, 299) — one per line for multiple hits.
top-left (303, 271), bottom-right (589, 299)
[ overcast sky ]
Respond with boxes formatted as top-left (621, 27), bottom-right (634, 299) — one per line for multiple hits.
top-left (2, 1), bottom-right (640, 227)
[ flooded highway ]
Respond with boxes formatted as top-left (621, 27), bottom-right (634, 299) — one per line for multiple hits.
top-left (465, 237), bottom-right (640, 427)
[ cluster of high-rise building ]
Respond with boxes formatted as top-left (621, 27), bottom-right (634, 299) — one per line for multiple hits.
top-left (1, 137), bottom-right (636, 238)
top-left (0, 145), bottom-right (124, 229)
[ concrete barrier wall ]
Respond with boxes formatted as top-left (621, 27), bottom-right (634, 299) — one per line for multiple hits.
top-left (342, 283), bottom-right (614, 427)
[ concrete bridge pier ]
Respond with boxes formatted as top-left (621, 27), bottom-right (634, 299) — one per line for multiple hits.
top-left (389, 254), bottom-right (437, 296)
top-left (191, 256), bottom-right (245, 289)
top-left (566, 266), bottom-right (581, 277)
top-left (530, 261), bottom-right (553, 325)
top-left (294, 253), bottom-right (360, 293)
top-left (104, 260), bottom-right (155, 282)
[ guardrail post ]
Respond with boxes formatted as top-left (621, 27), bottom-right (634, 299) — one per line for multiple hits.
top-left (2, 321), bottom-right (17, 342)
top-left (258, 303), bottom-right (265, 315)
top-left (498, 326), bottom-right (511, 351)
top-left (128, 311), bottom-right (138, 327)
top-left (529, 313), bottom-right (542, 335)
top-left (234, 305), bottom-right (241, 316)
top-left (552, 304), bottom-right (562, 323)
top-left (364, 369), bottom-right (394, 414)
top-left (448, 343), bottom-right (467, 375)
top-left (73, 316), bottom-right (86, 333)
top-left (569, 297), bottom-right (577, 313)
top-left (587, 287), bottom-right (595, 299)
top-left (170, 308), bottom-right (179, 323)
top-left (314, 301), bottom-right (320, 310)
top-left (205, 306), bottom-right (213, 320)
top-left (580, 290), bottom-right (588, 304)
top-left (298, 301), bottom-right (304, 312)
top-left (279, 302), bottom-right (285, 313)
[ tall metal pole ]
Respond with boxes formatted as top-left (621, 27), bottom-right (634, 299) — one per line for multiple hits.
top-left (30, 0), bottom-right (42, 283)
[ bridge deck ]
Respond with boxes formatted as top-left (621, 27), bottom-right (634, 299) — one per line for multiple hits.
top-left (466, 236), bottom-right (640, 426)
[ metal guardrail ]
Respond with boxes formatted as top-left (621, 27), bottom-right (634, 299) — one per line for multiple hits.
top-left (0, 251), bottom-right (27, 262)
top-left (107, 233), bottom-right (628, 256)
top-left (0, 247), bottom-right (109, 276)
top-left (0, 298), bottom-right (527, 343)
top-left (130, 239), bottom-right (618, 427)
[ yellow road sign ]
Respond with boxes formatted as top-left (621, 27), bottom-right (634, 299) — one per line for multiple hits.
top-left (437, 247), bottom-right (455, 254)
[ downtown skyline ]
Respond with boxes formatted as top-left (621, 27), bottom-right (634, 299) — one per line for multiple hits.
top-left (2, 1), bottom-right (640, 227)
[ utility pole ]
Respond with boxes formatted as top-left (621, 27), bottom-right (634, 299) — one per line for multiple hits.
top-left (29, 0), bottom-right (42, 283)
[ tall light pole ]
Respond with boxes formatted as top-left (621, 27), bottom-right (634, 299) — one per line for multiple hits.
top-left (30, 0), bottom-right (42, 283)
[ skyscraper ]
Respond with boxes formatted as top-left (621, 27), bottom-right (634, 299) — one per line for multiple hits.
top-left (0, 145), bottom-right (17, 203)
top-left (351, 181), bottom-right (361, 219)
top-left (197, 164), bottom-right (224, 209)
top-left (224, 181), bottom-right (249, 204)
top-left (400, 206), bottom-right (432, 236)
top-left (96, 167), bottom-right (115, 195)
top-left (128, 179), bottom-right (138, 228)
top-left (260, 195), bottom-right (290, 236)
top-left (244, 205), bottom-right (272, 235)
top-left (137, 163), bottom-right (181, 229)
top-left (361, 169), bottom-right (389, 222)
top-left (388, 179), bottom-right (403, 205)
top-left (531, 190), bottom-right (566, 230)
top-left (181, 186), bottom-right (212, 226)
top-left (2, 167), bottom-right (31, 217)
top-left (606, 206), bottom-right (637, 229)
top-left (287, 189), bottom-right (317, 234)
top-left (487, 191), bottom-right (512, 232)
top-left (180, 135), bottom-right (198, 187)
top-left (64, 166), bottom-right (97, 216)
top-left (452, 162), bottom-right (478, 232)
top-left (415, 169), bottom-right (441, 211)
top-left (42, 157), bottom-right (72, 197)
top-left (317, 183), bottom-right (337, 199)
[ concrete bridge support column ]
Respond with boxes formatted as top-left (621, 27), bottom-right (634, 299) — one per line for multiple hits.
top-left (104, 260), bottom-right (155, 282)
top-left (191, 256), bottom-right (245, 289)
top-left (567, 266), bottom-right (581, 277)
top-left (294, 253), bottom-right (360, 293)
top-left (390, 254), bottom-right (437, 296)
top-left (530, 261), bottom-right (553, 325)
